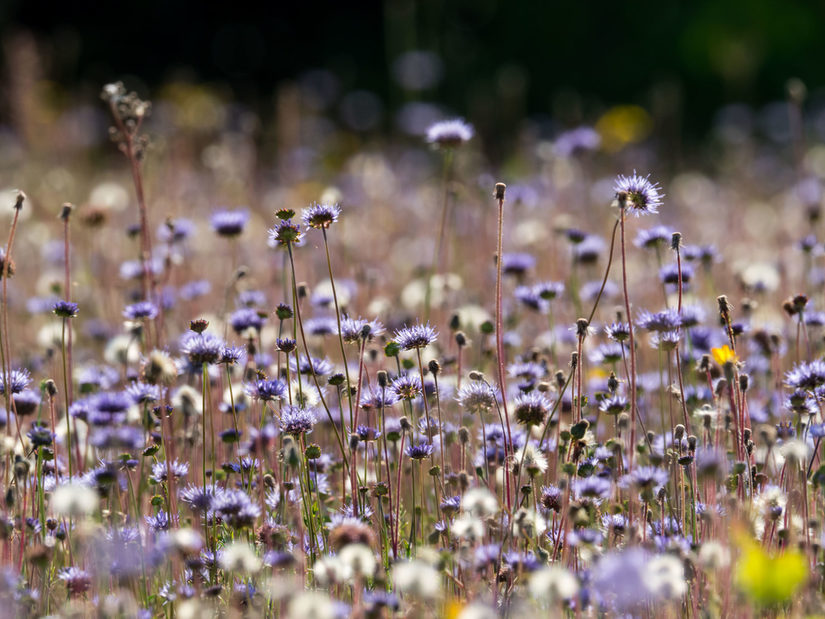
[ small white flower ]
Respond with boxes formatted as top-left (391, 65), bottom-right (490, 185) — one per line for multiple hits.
top-left (452, 514), bottom-right (484, 541)
top-left (169, 528), bottom-right (203, 554)
top-left (462, 486), bottom-right (499, 518)
top-left (521, 443), bottom-right (548, 476)
top-left (779, 439), bottom-right (810, 466)
top-left (313, 555), bottom-right (351, 586)
top-left (529, 566), bottom-right (579, 604)
top-left (171, 385), bottom-right (203, 416)
top-left (51, 482), bottom-right (98, 517)
top-left (287, 591), bottom-right (336, 619)
top-left (219, 542), bottom-right (261, 573)
top-left (392, 559), bottom-right (441, 599)
top-left (697, 541), bottom-right (730, 570)
top-left (338, 544), bottom-right (376, 579)
top-left (511, 508), bottom-right (546, 539)
top-left (457, 603), bottom-right (498, 619)
top-left (643, 555), bottom-right (686, 600)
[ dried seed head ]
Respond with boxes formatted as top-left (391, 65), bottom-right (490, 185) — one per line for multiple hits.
top-left (670, 232), bottom-right (682, 251)
top-left (494, 182), bottom-right (507, 201)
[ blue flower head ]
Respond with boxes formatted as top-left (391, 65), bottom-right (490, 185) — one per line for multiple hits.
top-left (614, 171), bottom-right (663, 216)
top-left (393, 322), bottom-right (438, 351)
top-left (211, 209), bottom-right (249, 237)
top-left (301, 202), bottom-right (341, 230)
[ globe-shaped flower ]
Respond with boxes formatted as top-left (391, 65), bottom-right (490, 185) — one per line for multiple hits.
top-left (279, 405), bottom-right (317, 436)
top-left (614, 172), bottom-right (663, 216)
top-left (426, 119), bottom-right (474, 148)
top-left (301, 202), bottom-right (341, 230)
top-left (393, 323), bottom-right (437, 351)
top-left (512, 391), bottom-right (552, 426)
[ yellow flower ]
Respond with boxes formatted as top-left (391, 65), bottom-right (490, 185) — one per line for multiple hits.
top-left (711, 344), bottom-right (737, 366)
top-left (735, 532), bottom-right (806, 606)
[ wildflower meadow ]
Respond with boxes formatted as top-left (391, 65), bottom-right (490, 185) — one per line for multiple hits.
top-left (0, 73), bottom-right (824, 618)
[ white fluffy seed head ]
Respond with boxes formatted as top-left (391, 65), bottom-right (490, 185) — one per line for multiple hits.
top-left (51, 482), bottom-right (99, 518)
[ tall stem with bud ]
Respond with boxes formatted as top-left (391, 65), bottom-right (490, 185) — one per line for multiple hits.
top-left (493, 182), bottom-right (513, 510)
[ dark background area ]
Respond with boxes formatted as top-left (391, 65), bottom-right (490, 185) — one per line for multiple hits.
top-left (2, 0), bottom-right (824, 146)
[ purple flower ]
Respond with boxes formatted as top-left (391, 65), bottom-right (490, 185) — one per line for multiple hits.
top-left (0, 368), bottom-right (31, 395)
top-left (393, 323), bottom-right (437, 351)
top-left (405, 441), bottom-right (434, 460)
top-left (229, 308), bottom-right (265, 334)
top-left (211, 209), bottom-right (250, 237)
top-left (246, 378), bottom-right (287, 402)
top-left (301, 202), bottom-right (341, 229)
top-left (53, 300), bottom-right (79, 318)
top-left (426, 118), bottom-right (474, 147)
top-left (267, 219), bottom-right (303, 248)
top-left (614, 171), bottom-right (663, 215)
top-left (180, 331), bottom-right (225, 365)
top-left (123, 301), bottom-right (158, 321)
top-left (279, 405), bottom-right (317, 436)
top-left (637, 308), bottom-right (682, 332)
top-left (634, 225), bottom-right (673, 248)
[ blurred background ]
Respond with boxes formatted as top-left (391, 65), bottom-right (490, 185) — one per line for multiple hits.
top-left (2, 0), bottom-right (825, 168)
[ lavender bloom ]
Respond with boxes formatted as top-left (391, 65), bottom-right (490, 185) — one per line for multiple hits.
top-left (53, 300), bottom-right (79, 318)
top-left (339, 316), bottom-right (385, 343)
top-left (570, 237), bottom-right (604, 267)
top-left (220, 346), bottom-right (244, 365)
top-left (279, 405), bottom-right (317, 436)
top-left (157, 217), bottom-right (194, 243)
top-left (614, 172), bottom-right (663, 216)
top-left (393, 323), bottom-right (438, 350)
top-left (659, 263), bottom-right (693, 286)
top-left (211, 209), bottom-right (249, 237)
top-left (127, 381), bottom-right (160, 404)
top-left (590, 342), bottom-right (624, 365)
top-left (514, 285), bottom-right (549, 313)
top-left (304, 316), bottom-right (339, 336)
top-left (267, 219), bottom-right (304, 247)
top-left (289, 355), bottom-right (333, 376)
top-left (623, 466), bottom-right (669, 491)
top-left (391, 373), bottom-right (422, 400)
top-left (405, 441), bottom-right (434, 460)
top-left (12, 389), bottom-right (40, 416)
top-left (360, 387), bottom-right (398, 409)
top-left (426, 118), bottom-right (474, 147)
top-left (151, 460), bottom-right (190, 483)
top-left (637, 308), bottom-right (682, 332)
top-left (179, 279), bottom-right (211, 300)
top-left (539, 485), bottom-right (563, 512)
top-left (180, 331), bottom-right (225, 365)
top-left (229, 308), bottom-right (265, 334)
top-left (123, 301), bottom-right (159, 321)
top-left (634, 225), bottom-right (673, 249)
top-left (179, 485), bottom-right (216, 513)
top-left (0, 368), bottom-right (31, 395)
top-left (786, 359), bottom-right (825, 390)
top-left (599, 394), bottom-right (628, 415)
top-left (501, 252), bottom-right (535, 276)
top-left (456, 382), bottom-right (499, 414)
top-left (91, 426), bottom-right (143, 450)
top-left (605, 322), bottom-right (631, 342)
top-left (58, 567), bottom-right (91, 595)
top-left (301, 202), bottom-right (341, 229)
top-left (679, 305), bottom-right (706, 327)
top-left (211, 489), bottom-right (261, 528)
top-left (512, 391), bottom-right (552, 426)
top-left (145, 509), bottom-right (171, 531)
top-left (236, 289), bottom-right (266, 308)
top-left (246, 378), bottom-right (287, 402)
top-left (573, 476), bottom-right (612, 500)
top-left (554, 126), bottom-right (600, 157)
